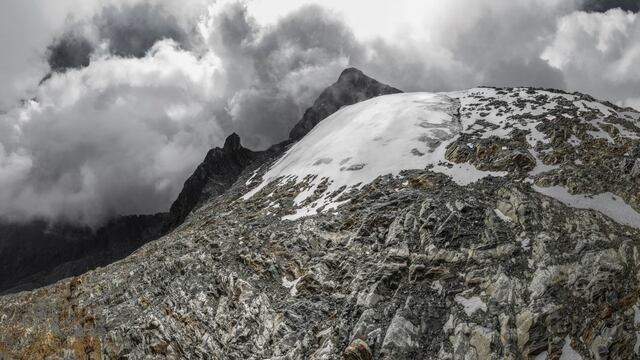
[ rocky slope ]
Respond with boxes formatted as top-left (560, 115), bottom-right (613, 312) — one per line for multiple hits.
top-left (1, 70), bottom-right (640, 359)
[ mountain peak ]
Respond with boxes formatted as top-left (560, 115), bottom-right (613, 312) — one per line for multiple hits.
top-left (288, 67), bottom-right (402, 140)
top-left (337, 67), bottom-right (365, 81)
top-left (164, 132), bottom-right (255, 230)
top-left (223, 132), bottom-right (242, 152)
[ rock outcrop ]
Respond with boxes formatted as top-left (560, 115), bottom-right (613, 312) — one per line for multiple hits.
top-left (164, 133), bottom-right (256, 231)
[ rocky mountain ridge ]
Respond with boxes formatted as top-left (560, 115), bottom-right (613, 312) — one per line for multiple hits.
top-left (1, 69), bottom-right (640, 359)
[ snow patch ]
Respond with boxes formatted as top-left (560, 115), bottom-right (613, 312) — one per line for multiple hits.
top-left (281, 276), bottom-right (303, 296)
top-left (529, 151), bottom-right (560, 176)
top-left (431, 162), bottom-right (507, 185)
top-left (560, 336), bottom-right (583, 360)
top-left (533, 185), bottom-right (640, 229)
top-left (282, 198), bottom-right (349, 221)
top-left (586, 129), bottom-right (614, 143)
top-left (568, 135), bottom-right (581, 146)
top-left (454, 294), bottom-right (487, 316)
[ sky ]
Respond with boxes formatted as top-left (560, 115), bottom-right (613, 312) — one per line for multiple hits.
top-left (0, 0), bottom-right (639, 226)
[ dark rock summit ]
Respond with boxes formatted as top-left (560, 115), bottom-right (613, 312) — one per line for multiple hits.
top-left (164, 133), bottom-right (256, 230)
top-left (289, 67), bottom-right (402, 140)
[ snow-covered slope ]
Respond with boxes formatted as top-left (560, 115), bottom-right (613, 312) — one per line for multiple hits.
top-left (245, 87), bottom-right (640, 226)
top-left (244, 92), bottom-right (503, 219)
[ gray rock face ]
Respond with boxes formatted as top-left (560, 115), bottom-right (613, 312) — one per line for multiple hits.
top-left (288, 67), bottom-right (402, 140)
top-left (164, 132), bottom-right (256, 230)
top-left (5, 170), bottom-right (640, 359)
top-left (1, 73), bottom-right (640, 359)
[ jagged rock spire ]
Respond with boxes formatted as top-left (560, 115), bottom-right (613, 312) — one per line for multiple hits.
top-left (223, 132), bottom-right (242, 152)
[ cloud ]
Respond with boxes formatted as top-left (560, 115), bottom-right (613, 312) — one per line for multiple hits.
top-left (46, 31), bottom-right (94, 73)
top-left (581, 0), bottom-right (640, 12)
top-left (0, 40), bottom-right (224, 225)
top-left (94, 2), bottom-right (191, 58)
top-left (542, 9), bottom-right (640, 106)
top-left (44, 1), bottom-right (195, 74)
top-left (0, 0), bottom-right (97, 109)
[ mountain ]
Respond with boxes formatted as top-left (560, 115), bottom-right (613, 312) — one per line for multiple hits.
top-left (2, 70), bottom-right (640, 359)
top-left (0, 133), bottom-right (254, 294)
top-left (289, 67), bottom-right (402, 140)
top-left (0, 67), bottom-right (396, 295)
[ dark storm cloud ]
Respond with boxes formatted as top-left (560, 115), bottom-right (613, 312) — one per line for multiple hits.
top-left (46, 32), bottom-right (94, 72)
top-left (44, 1), bottom-right (192, 75)
top-left (209, 3), bottom-right (363, 147)
top-left (581, 0), bottom-right (640, 12)
top-left (95, 2), bottom-right (190, 58)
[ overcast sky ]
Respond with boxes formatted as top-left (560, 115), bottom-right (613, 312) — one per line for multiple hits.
top-left (0, 0), bottom-right (639, 225)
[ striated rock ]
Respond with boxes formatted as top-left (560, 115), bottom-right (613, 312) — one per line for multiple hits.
top-left (631, 158), bottom-right (640, 177)
top-left (380, 313), bottom-right (421, 358)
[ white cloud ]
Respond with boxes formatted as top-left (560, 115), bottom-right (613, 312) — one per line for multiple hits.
top-left (0, 0), bottom-right (97, 109)
top-left (543, 9), bottom-right (640, 106)
top-left (0, 40), bottom-right (225, 225)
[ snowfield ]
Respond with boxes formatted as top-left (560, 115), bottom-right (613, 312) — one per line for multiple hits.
top-left (244, 88), bottom-right (640, 227)
top-left (244, 92), bottom-right (504, 219)
top-left (533, 185), bottom-right (640, 229)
